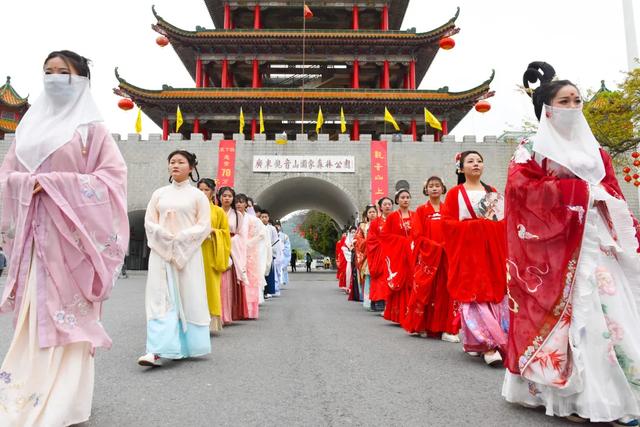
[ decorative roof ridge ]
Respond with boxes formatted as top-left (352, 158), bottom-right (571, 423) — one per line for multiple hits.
top-left (0, 75), bottom-right (29, 107)
top-left (152, 6), bottom-right (459, 40)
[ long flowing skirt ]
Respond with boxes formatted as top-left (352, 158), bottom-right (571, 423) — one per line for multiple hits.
top-left (221, 268), bottom-right (234, 324)
top-left (384, 286), bottom-right (411, 325)
top-left (204, 268), bottom-right (223, 333)
top-left (460, 299), bottom-right (508, 353)
top-left (265, 262), bottom-right (276, 295)
top-left (502, 200), bottom-right (640, 422)
top-left (231, 271), bottom-right (248, 321)
top-left (362, 275), bottom-right (371, 310)
top-left (146, 265), bottom-right (211, 359)
top-left (0, 253), bottom-right (93, 427)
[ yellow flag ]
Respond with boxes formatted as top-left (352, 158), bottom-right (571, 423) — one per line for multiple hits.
top-left (384, 107), bottom-right (400, 131)
top-left (424, 107), bottom-right (442, 131)
top-left (175, 106), bottom-right (184, 132)
top-left (316, 107), bottom-right (324, 134)
top-left (340, 107), bottom-right (346, 133)
top-left (276, 131), bottom-right (288, 145)
top-left (259, 106), bottom-right (265, 134)
top-left (239, 107), bottom-right (245, 134)
top-left (135, 108), bottom-right (142, 134)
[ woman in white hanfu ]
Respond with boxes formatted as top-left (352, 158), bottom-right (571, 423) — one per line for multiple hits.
top-left (138, 150), bottom-right (211, 367)
top-left (503, 62), bottom-right (640, 426)
top-left (0, 51), bottom-right (128, 427)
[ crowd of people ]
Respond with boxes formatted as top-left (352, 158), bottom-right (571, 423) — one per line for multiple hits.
top-left (138, 159), bottom-right (293, 366)
top-left (334, 62), bottom-right (640, 426)
top-left (0, 49), bottom-right (639, 427)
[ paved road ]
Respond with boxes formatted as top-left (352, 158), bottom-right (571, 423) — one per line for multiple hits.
top-left (0, 272), bottom-right (579, 426)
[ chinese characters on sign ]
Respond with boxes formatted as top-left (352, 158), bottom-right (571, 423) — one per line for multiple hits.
top-left (252, 155), bottom-right (355, 173)
top-left (370, 140), bottom-right (389, 202)
top-left (216, 140), bottom-right (236, 187)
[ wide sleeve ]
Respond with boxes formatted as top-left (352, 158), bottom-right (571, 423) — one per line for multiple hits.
top-left (441, 186), bottom-right (460, 221)
top-left (35, 126), bottom-right (129, 302)
top-left (144, 189), bottom-right (174, 263)
top-left (210, 207), bottom-right (231, 273)
top-left (172, 191), bottom-right (212, 270)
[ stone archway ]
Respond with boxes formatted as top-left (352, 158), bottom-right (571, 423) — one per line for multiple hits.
top-left (254, 176), bottom-right (359, 227)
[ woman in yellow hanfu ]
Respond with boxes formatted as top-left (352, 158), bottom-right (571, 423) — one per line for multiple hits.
top-left (198, 178), bottom-right (231, 334)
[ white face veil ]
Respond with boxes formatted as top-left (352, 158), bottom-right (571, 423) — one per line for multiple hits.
top-left (531, 104), bottom-right (605, 184)
top-left (15, 74), bottom-right (103, 172)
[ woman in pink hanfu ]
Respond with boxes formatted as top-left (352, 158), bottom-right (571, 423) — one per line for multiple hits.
top-left (235, 193), bottom-right (265, 319)
top-left (0, 51), bottom-right (128, 427)
top-left (218, 187), bottom-right (249, 323)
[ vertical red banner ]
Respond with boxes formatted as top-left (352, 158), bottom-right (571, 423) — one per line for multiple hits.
top-left (216, 140), bottom-right (236, 188)
top-left (370, 140), bottom-right (389, 203)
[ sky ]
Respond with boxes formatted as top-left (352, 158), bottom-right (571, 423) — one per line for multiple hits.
top-left (2, 1), bottom-right (639, 138)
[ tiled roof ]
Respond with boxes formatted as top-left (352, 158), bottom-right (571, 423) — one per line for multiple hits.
top-left (0, 76), bottom-right (28, 108)
top-left (0, 118), bottom-right (18, 133)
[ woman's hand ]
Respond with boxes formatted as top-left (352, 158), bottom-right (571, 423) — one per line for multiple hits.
top-left (33, 180), bottom-right (44, 195)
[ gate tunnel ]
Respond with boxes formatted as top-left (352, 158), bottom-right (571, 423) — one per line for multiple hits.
top-left (255, 176), bottom-right (359, 228)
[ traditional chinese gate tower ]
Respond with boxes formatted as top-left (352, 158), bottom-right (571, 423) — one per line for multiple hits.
top-left (0, 77), bottom-right (29, 139)
top-left (115, 1), bottom-right (493, 141)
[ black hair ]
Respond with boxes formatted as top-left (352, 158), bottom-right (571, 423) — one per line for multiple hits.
top-left (348, 226), bottom-right (357, 232)
top-left (456, 151), bottom-right (493, 192)
top-left (197, 178), bottom-right (216, 192)
top-left (167, 150), bottom-right (200, 183)
top-left (235, 193), bottom-right (248, 204)
top-left (394, 188), bottom-right (411, 205)
top-left (523, 61), bottom-right (578, 121)
top-left (247, 197), bottom-right (254, 206)
top-left (362, 204), bottom-right (377, 222)
top-left (44, 50), bottom-right (91, 79)
top-left (377, 197), bottom-right (393, 208)
top-left (253, 204), bottom-right (262, 214)
top-left (260, 208), bottom-right (270, 216)
top-left (423, 176), bottom-right (447, 196)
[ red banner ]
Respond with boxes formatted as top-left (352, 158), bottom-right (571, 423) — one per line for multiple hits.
top-left (370, 140), bottom-right (389, 203)
top-left (216, 140), bottom-right (236, 188)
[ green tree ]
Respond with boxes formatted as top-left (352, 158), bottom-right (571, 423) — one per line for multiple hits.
top-left (299, 211), bottom-right (340, 256)
top-left (583, 69), bottom-right (640, 160)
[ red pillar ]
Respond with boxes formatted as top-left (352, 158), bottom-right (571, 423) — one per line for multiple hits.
top-left (352, 5), bottom-right (359, 30)
top-left (409, 60), bottom-right (416, 90)
top-left (410, 119), bottom-right (417, 141)
top-left (203, 69), bottom-right (209, 88)
top-left (435, 130), bottom-right (442, 142)
top-left (195, 57), bottom-right (203, 88)
top-left (381, 5), bottom-right (389, 31)
top-left (403, 73), bottom-right (409, 89)
top-left (13, 112), bottom-right (20, 121)
top-left (221, 59), bottom-right (229, 88)
top-left (254, 4), bottom-right (261, 29)
top-left (224, 3), bottom-right (231, 29)
top-left (442, 119), bottom-right (449, 136)
top-left (193, 119), bottom-right (200, 134)
top-left (251, 119), bottom-right (257, 140)
top-left (352, 59), bottom-right (360, 89)
top-left (352, 119), bottom-right (360, 140)
top-left (252, 59), bottom-right (260, 88)
top-left (382, 61), bottom-right (390, 89)
top-left (162, 118), bottom-right (169, 141)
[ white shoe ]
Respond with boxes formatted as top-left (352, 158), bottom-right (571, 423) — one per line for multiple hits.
top-left (274, 291), bottom-right (281, 297)
top-left (137, 353), bottom-right (162, 367)
top-left (441, 333), bottom-right (460, 343)
top-left (466, 351), bottom-right (481, 357)
top-left (612, 417), bottom-right (640, 426)
top-left (483, 351), bottom-right (503, 367)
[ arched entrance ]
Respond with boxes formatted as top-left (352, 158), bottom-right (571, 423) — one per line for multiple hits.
top-left (254, 176), bottom-right (359, 227)
top-left (127, 210), bottom-right (149, 270)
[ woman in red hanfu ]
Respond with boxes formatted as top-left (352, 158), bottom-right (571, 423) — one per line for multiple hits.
top-left (367, 197), bottom-right (394, 312)
top-left (402, 177), bottom-right (460, 342)
top-left (502, 62), bottom-right (640, 426)
top-left (335, 232), bottom-right (347, 289)
top-left (381, 189), bottom-right (416, 325)
top-left (442, 151), bottom-right (508, 367)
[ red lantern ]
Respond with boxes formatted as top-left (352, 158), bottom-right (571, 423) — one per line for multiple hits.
top-left (634, 174), bottom-right (639, 180)
top-left (475, 100), bottom-right (491, 113)
top-left (439, 37), bottom-right (455, 50)
top-left (156, 36), bottom-right (169, 47)
top-left (634, 160), bottom-right (640, 167)
top-left (634, 181), bottom-right (640, 187)
top-left (633, 152), bottom-right (640, 159)
top-left (117, 98), bottom-right (134, 111)
top-left (623, 166), bottom-right (631, 174)
top-left (625, 175), bottom-right (633, 182)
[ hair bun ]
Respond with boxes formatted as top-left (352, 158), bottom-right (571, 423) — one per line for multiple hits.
top-left (522, 61), bottom-right (556, 98)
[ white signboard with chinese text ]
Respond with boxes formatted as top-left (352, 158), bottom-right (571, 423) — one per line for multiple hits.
top-left (252, 155), bottom-right (355, 173)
